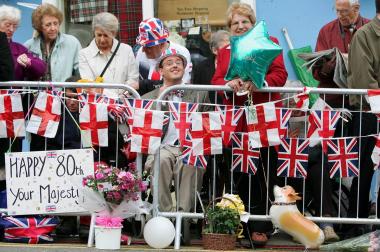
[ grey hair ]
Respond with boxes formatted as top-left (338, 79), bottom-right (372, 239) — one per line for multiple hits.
top-left (349, 0), bottom-right (360, 5)
top-left (209, 30), bottom-right (230, 51)
top-left (0, 5), bottom-right (21, 24)
top-left (92, 12), bottom-right (119, 35)
top-left (337, 0), bottom-right (360, 6)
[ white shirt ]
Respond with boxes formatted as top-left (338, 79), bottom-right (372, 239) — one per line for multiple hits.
top-left (136, 41), bottom-right (192, 83)
top-left (162, 94), bottom-right (182, 146)
top-left (79, 38), bottom-right (139, 98)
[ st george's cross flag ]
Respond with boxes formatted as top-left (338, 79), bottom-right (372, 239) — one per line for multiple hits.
top-left (130, 108), bottom-right (164, 154)
top-left (0, 92), bottom-right (25, 138)
top-left (326, 137), bottom-right (359, 178)
top-left (294, 88), bottom-right (310, 111)
top-left (246, 102), bottom-right (283, 148)
top-left (80, 102), bottom-right (108, 147)
top-left (231, 133), bottom-right (260, 175)
top-left (372, 134), bottom-right (380, 169)
top-left (367, 89), bottom-right (380, 113)
top-left (180, 133), bottom-right (208, 169)
top-left (168, 101), bottom-right (199, 146)
top-left (215, 105), bottom-right (244, 146)
top-left (277, 138), bottom-right (309, 178)
top-left (191, 112), bottom-right (223, 155)
top-left (26, 91), bottom-right (61, 138)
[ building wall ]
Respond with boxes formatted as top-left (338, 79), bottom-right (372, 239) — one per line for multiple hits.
top-left (256, 0), bottom-right (376, 80)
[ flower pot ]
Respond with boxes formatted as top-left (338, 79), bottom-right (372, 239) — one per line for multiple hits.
top-left (202, 233), bottom-right (236, 250)
top-left (95, 225), bottom-right (122, 250)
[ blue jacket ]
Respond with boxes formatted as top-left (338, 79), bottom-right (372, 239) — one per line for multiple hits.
top-left (24, 33), bottom-right (81, 82)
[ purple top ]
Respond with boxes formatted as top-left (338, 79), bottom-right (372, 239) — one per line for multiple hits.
top-left (10, 40), bottom-right (46, 81)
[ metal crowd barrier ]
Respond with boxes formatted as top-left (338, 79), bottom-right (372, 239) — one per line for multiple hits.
top-left (153, 84), bottom-right (378, 250)
top-left (0, 81), bottom-right (141, 247)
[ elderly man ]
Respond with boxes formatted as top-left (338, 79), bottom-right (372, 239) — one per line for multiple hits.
top-left (143, 49), bottom-right (208, 214)
top-left (314, 0), bottom-right (370, 107)
top-left (347, 0), bottom-right (380, 226)
top-left (136, 18), bottom-right (192, 85)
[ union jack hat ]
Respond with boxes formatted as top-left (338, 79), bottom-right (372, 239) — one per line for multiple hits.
top-left (157, 48), bottom-right (187, 69)
top-left (136, 18), bottom-right (169, 47)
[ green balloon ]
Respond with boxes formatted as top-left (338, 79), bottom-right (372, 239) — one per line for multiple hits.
top-left (225, 21), bottom-right (282, 89)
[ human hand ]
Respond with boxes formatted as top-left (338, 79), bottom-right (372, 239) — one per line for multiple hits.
top-left (226, 78), bottom-right (244, 93)
top-left (16, 53), bottom-right (31, 67)
top-left (243, 80), bottom-right (257, 93)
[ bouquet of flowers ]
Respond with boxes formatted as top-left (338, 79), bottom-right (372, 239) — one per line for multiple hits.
top-left (83, 162), bottom-right (146, 205)
top-left (79, 162), bottom-right (151, 223)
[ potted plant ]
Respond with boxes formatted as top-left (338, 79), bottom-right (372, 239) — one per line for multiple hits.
top-left (82, 162), bottom-right (148, 250)
top-left (202, 195), bottom-right (243, 250)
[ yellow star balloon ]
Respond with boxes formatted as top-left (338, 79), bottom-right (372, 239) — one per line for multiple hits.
top-left (225, 21), bottom-right (282, 89)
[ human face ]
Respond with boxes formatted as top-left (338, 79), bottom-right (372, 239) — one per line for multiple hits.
top-left (0, 19), bottom-right (19, 40)
top-left (159, 55), bottom-right (184, 84)
top-left (41, 15), bottom-right (60, 42)
top-left (94, 27), bottom-right (115, 52)
top-left (142, 43), bottom-right (165, 59)
top-left (65, 90), bottom-right (79, 113)
top-left (230, 13), bottom-right (253, 36)
top-left (335, 0), bottom-right (358, 27)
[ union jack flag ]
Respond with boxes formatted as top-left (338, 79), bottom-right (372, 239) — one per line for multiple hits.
top-left (231, 133), bottom-right (260, 174)
top-left (180, 134), bottom-right (208, 169)
top-left (307, 109), bottom-right (340, 151)
top-left (277, 138), bottom-right (309, 178)
top-left (326, 137), bottom-right (359, 178)
top-left (123, 98), bottom-right (154, 125)
top-left (78, 92), bottom-right (108, 107)
top-left (276, 108), bottom-right (292, 138)
top-left (169, 101), bottom-right (198, 146)
top-left (0, 216), bottom-right (59, 244)
top-left (46, 151), bottom-right (57, 159)
top-left (215, 105), bottom-right (244, 146)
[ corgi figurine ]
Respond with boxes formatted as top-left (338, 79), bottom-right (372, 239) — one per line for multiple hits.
top-left (270, 185), bottom-right (325, 249)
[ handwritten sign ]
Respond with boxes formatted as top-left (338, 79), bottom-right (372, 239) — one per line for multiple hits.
top-left (5, 149), bottom-right (94, 215)
top-left (157, 0), bottom-right (228, 25)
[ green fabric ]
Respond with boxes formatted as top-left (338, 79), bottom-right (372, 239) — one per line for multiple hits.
top-left (288, 45), bottom-right (319, 106)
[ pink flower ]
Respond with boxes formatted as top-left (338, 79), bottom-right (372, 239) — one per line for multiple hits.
top-left (118, 171), bottom-right (127, 179)
top-left (95, 173), bottom-right (105, 180)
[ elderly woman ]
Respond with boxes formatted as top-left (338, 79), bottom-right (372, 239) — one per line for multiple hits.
top-left (211, 3), bottom-right (288, 245)
top-left (0, 5), bottom-right (46, 81)
top-left (25, 3), bottom-right (81, 82)
top-left (79, 12), bottom-right (139, 98)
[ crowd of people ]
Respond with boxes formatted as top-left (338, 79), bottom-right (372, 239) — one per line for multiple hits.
top-left (0, 0), bottom-right (380, 245)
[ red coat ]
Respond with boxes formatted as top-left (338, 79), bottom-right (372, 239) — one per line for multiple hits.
top-left (211, 36), bottom-right (288, 133)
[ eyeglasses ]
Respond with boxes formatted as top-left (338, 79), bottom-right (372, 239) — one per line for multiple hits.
top-left (162, 59), bottom-right (183, 67)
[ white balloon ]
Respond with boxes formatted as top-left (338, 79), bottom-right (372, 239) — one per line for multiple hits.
top-left (143, 216), bottom-right (175, 249)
